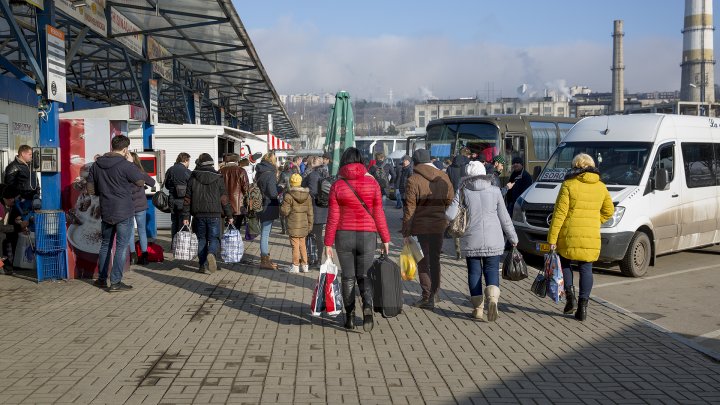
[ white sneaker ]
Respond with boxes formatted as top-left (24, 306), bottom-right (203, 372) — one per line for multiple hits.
top-left (300, 265), bottom-right (309, 273)
top-left (286, 264), bottom-right (300, 273)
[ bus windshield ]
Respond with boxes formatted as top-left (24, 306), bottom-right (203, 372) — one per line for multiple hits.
top-left (539, 141), bottom-right (653, 186)
top-left (426, 122), bottom-right (499, 161)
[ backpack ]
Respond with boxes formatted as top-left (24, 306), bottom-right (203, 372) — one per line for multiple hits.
top-left (245, 183), bottom-right (263, 214)
top-left (372, 164), bottom-right (390, 190)
top-left (315, 175), bottom-right (333, 208)
top-left (152, 190), bottom-right (172, 213)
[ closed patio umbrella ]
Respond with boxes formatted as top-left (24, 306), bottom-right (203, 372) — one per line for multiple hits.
top-left (324, 91), bottom-right (355, 176)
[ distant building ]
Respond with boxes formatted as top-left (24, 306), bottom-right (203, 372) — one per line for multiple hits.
top-left (414, 97), bottom-right (570, 130)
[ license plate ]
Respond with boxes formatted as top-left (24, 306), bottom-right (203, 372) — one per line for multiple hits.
top-left (536, 242), bottom-right (550, 253)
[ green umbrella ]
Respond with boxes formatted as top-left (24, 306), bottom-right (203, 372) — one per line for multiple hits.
top-left (324, 91), bottom-right (355, 176)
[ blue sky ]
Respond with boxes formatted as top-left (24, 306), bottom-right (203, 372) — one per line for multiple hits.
top-left (236, 0), bottom-right (719, 100)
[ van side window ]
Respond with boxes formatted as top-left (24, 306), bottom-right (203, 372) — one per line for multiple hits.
top-left (651, 143), bottom-right (675, 183)
top-left (681, 143), bottom-right (715, 188)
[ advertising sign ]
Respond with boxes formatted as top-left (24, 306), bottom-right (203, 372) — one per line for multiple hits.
top-left (147, 36), bottom-right (173, 82)
top-left (110, 7), bottom-right (143, 57)
top-left (149, 79), bottom-right (159, 125)
top-left (55, 0), bottom-right (107, 37)
top-left (46, 25), bottom-right (66, 103)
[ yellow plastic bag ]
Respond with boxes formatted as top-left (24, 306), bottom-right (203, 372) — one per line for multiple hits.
top-left (400, 244), bottom-right (417, 281)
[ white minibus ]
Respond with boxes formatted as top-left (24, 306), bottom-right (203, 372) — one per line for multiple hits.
top-left (513, 114), bottom-right (720, 277)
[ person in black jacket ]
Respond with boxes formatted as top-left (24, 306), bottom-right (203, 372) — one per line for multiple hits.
top-left (0, 186), bottom-right (20, 275)
top-left (301, 156), bottom-right (329, 269)
top-left (87, 135), bottom-right (147, 292)
top-left (368, 152), bottom-right (394, 200)
top-left (447, 148), bottom-right (471, 191)
top-left (254, 151), bottom-right (281, 270)
top-left (395, 155), bottom-right (413, 208)
top-left (164, 153), bottom-right (192, 240)
top-left (182, 153), bottom-right (233, 274)
top-left (506, 157), bottom-right (533, 216)
top-left (3, 145), bottom-right (39, 201)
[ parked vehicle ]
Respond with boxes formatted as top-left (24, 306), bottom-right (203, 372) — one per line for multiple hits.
top-left (412, 115), bottom-right (578, 181)
top-left (512, 114), bottom-right (720, 277)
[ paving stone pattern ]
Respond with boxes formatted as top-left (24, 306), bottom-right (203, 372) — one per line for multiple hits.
top-left (1, 207), bottom-right (719, 404)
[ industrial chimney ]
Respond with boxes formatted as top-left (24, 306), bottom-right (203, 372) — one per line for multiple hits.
top-left (680, 0), bottom-right (715, 105)
top-left (611, 20), bottom-right (624, 114)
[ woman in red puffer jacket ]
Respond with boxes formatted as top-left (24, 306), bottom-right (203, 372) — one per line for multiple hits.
top-left (324, 147), bottom-right (390, 332)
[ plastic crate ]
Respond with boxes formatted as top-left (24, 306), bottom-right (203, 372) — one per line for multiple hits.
top-left (36, 251), bottom-right (68, 282)
top-left (35, 211), bottom-right (67, 254)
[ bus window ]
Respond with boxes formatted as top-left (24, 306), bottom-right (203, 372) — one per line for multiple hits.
top-left (529, 121), bottom-right (558, 161)
top-left (456, 123), bottom-right (499, 161)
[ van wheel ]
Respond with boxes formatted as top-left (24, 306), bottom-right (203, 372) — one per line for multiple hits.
top-left (619, 232), bottom-right (651, 277)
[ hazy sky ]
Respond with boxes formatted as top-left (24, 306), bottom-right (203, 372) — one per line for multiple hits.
top-left (236, 0), bottom-right (720, 101)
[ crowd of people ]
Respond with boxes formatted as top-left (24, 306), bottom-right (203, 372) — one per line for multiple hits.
top-left (0, 139), bottom-right (614, 328)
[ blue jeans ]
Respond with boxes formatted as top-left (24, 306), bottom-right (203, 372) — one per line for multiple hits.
top-left (98, 217), bottom-right (134, 284)
top-left (195, 217), bottom-right (221, 268)
top-left (260, 219), bottom-right (274, 256)
top-left (395, 189), bottom-right (403, 208)
top-left (128, 210), bottom-right (148, 253)
top-left (560, 256), bottom-right (594, 299)
top-left (466, 255), bottom-right (502, 297)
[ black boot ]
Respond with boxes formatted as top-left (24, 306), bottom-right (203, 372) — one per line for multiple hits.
top-left (137, 252), bottom-right (149, 265)
top-left (564, 286), bottom-right (577, 314)
top-left (575, 298), bottom-right (588, 321)
top-left (342, 278), bottom-right (356, 330)
top-left (363, 306), bottom-right (374, 332)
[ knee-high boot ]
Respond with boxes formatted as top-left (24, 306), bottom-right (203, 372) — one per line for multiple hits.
top-left (341, 278), bottom-right (356, 329)
top-left (358, 277), bottom-right (374, 332)
top-left (564, 286), bottom-right (577, 314)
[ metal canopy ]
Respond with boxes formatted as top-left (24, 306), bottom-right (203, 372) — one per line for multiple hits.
top-left (0, 0), bottom-right (296, 138)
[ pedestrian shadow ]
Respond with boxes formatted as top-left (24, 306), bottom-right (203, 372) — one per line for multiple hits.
top-left (134, 268), bottom-right (348, 331)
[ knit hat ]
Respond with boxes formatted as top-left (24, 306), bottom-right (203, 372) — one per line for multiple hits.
top-left (466, 161), bottom-right (486, 177)
top-left (412, 149), bottom-right (431, 164)
top-left (196, 153), bottom-right (214, 166)
top-left (290, 173), bottom-right (302, 187)
top-left (511, 156), bottom-right (524, 165)
top-left (492, 155), bottom-right (506, 165)
top-left (402, 155), bottom-right (411, 163)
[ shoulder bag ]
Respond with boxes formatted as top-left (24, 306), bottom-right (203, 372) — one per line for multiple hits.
top-left (447, 187), bottom-right (467, 238)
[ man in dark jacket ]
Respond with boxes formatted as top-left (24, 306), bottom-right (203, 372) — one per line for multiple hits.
top-left (301, 156), bottom-right (329, 268)
top-left (447, 147), bottom-right (471, 191)
top-left (164, 152), bottom-right (191, 240)
top-left (183, 153), bottom-right (233, 274)
top-left (0, 186), bottom-right (20, 275)
top-left (395, 155), bottom-right (412, 209)
top-left (506, 157), bottom-right (533, 216)
top-left (4, 145), bottom-right (39, 200)
top-left (87, 135), bottom-right (147, 292)
top-left (402, 149), bottom-right (454, 309)
top-left (368, 152), bottom-right (394, 200)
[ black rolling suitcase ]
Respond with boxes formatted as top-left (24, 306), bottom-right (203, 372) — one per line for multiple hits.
top-left (368, 254), bottom-right (403, 318)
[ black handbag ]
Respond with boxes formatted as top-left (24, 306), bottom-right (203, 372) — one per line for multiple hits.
top-left (502, 247), bottom-right (529, 281)
top-left (530, 268), bottom-right (548, 298)
top-left (152, 190), bottom-right (172, 213)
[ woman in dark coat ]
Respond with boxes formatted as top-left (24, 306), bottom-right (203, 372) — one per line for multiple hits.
top-left (301, 156), bottom-right (329, 268)
top-left (255, 151), bottom-right (281, 270)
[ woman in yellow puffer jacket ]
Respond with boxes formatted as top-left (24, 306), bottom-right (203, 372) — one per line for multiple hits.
top-left (547, 153), bottom-right (614, 321)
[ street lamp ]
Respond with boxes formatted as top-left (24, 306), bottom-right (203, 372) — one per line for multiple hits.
top-left (689, 82), bottom-right (706, 116)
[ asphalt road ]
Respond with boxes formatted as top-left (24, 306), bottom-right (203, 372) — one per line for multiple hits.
top-left (589, 245), bottom-right (720, 357)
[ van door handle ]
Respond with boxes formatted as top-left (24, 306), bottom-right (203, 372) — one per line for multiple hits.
top-left (671, 194), bottom-right (679, 198)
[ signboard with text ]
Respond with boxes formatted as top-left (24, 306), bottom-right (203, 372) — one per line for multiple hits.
top-left (46, 25), bottom-right (66, 103)
top-left (147, 37), bottom-right (173, 82)
top-left (55, 0), bottom-right (107, 37)
top-left (110, 7), bottom-right (143, 57)
top-left (149, 79), bottom-right (158, 125)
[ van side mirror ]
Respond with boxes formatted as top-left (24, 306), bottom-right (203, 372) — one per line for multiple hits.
top-left (653, 169), bottom-right (669, 191)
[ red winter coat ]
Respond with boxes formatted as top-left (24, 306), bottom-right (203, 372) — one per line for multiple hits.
top-left (324, 163), bottom-right (391, 246)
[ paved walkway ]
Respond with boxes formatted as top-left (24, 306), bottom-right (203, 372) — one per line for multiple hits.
top-left (1, 206), bottom-right (719, 404)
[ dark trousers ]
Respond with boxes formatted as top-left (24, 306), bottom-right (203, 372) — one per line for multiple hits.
top-left (417, 233), bottom-right (444, 299)
top-left (560, 255), bottom-right (594, 299)
top-left (194, 217), bottom-right (221, 269)
top-left (170, 210), bottom-right (184, 241)
top-left (311, 223), bottom-right (324, 266)
top-left (335, 230), bottom-right (376, 313)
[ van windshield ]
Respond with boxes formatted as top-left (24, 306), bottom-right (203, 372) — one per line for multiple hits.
top-left (539, 141), bottom-right (653, 185)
